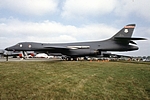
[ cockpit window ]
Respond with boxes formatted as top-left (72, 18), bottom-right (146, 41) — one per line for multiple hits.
top-left (20, 44), bottom-right (23, 47)
top-left (29, 45), bottom-right (31, 48)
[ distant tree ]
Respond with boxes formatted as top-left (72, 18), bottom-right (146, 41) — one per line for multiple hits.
top-left (147, 56), bottom-right (150, 59)
top-left (143, 56), bottom-right (146, 59)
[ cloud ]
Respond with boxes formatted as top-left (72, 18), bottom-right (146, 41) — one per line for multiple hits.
top-left (61, 0), bottom-right (117, 18)
top-left (72, 24), bottom-right (118, 41)
top-left (1, 0), bottom-right (150, 22)
top-left (0, 18), bottom-right (118, 48)
top-left (115, 0), bottom-right (150, 21)
top-left (135, 0), bottom-right (150, 21)
top-left (0, 0), bottom-right (58, 15)
top-left (61, 0), bottom-right (150, 21)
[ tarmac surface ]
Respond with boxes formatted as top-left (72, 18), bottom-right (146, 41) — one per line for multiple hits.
top-left (0, 58), bottom-right (61, 62)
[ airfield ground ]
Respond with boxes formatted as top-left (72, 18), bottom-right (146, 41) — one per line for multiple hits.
top-left (0, 60), bottom-right (150, 100)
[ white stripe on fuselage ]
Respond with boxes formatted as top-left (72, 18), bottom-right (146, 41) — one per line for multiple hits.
top-left (67, 46), bottom-right (90, 49)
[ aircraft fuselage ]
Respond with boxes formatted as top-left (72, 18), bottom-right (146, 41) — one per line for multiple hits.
top-left (5, 24), bottom-right (146, 58)
top-left (5, 39), bottom-right (138, 57)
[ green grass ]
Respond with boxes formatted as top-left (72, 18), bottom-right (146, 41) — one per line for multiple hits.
top-left (0, 61), bottom-right (150, 100)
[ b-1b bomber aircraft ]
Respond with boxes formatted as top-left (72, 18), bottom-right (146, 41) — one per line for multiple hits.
top-left (5, 24), bottom-right (146, 60)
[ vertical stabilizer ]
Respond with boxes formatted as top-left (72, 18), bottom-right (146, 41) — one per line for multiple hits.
top-left (111, 24), bottom-right (136, 39)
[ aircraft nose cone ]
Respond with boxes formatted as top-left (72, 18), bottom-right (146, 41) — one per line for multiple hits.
top-left (5, 47), bottom-right (9, 51)
top-left (5, 47), bottom-right (14, 51)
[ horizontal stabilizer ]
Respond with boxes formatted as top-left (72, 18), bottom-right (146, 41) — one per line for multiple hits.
top-left (114, 37), bottom-right (147, 40)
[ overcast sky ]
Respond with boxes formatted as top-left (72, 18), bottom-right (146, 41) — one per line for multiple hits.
top-left (0, 0), bottom-right (149, 56)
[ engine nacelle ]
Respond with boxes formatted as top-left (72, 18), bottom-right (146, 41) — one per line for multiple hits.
top-left (64, 49), bottom-right (100, 57)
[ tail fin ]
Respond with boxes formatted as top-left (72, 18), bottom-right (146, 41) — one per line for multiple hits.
top-left (110, 24), bottom-right (146, 45)
top-left (111, 24), bottom-right (136, 39)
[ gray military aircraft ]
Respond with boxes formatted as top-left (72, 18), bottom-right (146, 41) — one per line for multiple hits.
top-left (5, 24), bottom-right (146, 60)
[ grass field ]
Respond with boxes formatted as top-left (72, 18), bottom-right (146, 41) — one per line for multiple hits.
top-left (0, 61), bottom-right (150, 100)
